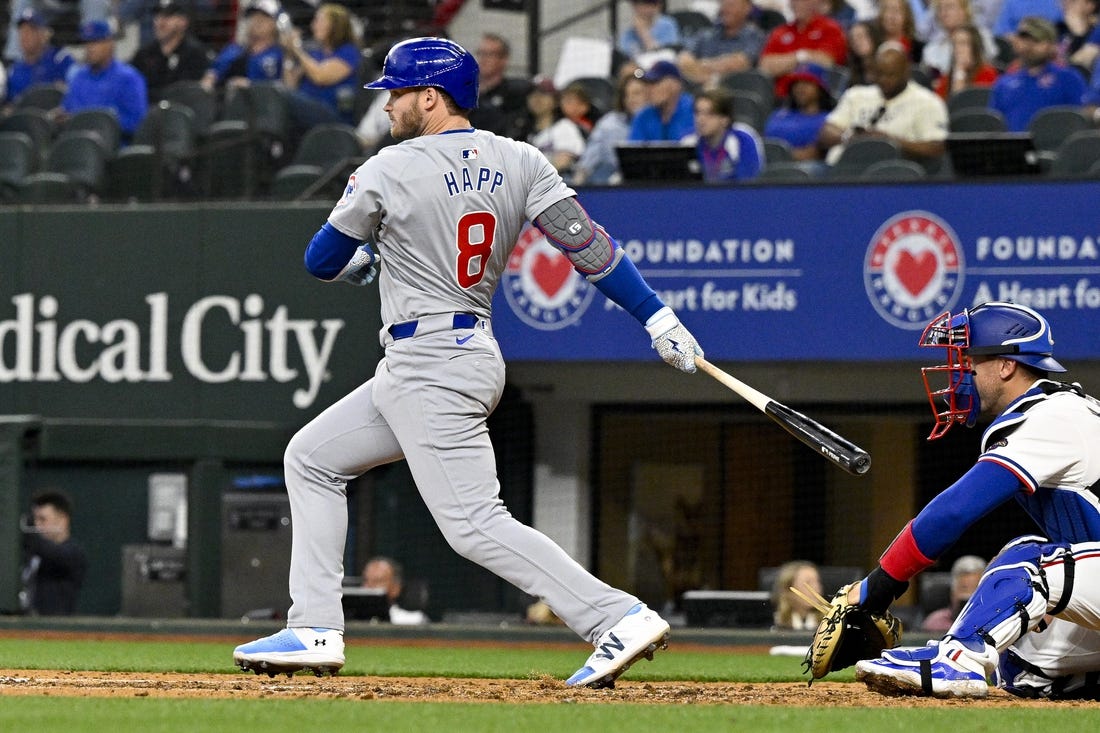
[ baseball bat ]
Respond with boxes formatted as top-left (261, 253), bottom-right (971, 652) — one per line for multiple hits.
top-left (694, 356), bottom-right (872, 476)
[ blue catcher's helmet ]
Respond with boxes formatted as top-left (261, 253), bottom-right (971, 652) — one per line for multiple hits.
top-left (918, 302), bottom-right (1066, 438)
top-left (365, 37), bottom-right (479, 110)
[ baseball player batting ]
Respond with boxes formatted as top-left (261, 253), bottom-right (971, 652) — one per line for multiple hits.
top-left (232, 37), bottom-right (702, 687)
top-left (826, 302), bottom-right (1100, 699)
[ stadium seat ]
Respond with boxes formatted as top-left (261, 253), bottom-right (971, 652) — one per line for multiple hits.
top-left (271, 164), bottom-right (326, 199)
top-left (569, 76), bottom-right (615, 118)
top-left (670, 10), bottom-right (713, 42)
top-left (17, 171), bottom-right (80, 203)
top-left (0, 108), bottom-right (55, 154)
top-left (756, 161), bottom-right (816, 181)
top-left (1048, 130), bottom-right (1100, 177)
top-left (59, 108), bottom-right (122, 154)
top-left (730, 90), bottom-right (768, 133)
top-left (1028, 105), bottom-right (1092, 156)
top-left (859, 158), bottom-right (927, 181)
top-left (763, 137), bottom-right (794, 164)
top-left (827, 137), bottom-right (901, 179)
top-left (199, 119), bottom-right (260, 198)
top-left (0, 131), bottom-right (38, 199)
top-left (946, 87), bottom-right (992, 116)
top-left (14, 82), bottom-right (65, 112)
top-left (949, 107), bottom-right (1007, 133)
top-left (105, 145), bottom-right (161, 202)
top-left (160, 80), bottom-right (218, 136)
top-left (42, 131), bottom-right (109, 198)
top-left (718, 70), bottom-right (776, 112)
top-left (134, 101), bottom-right (198, 163)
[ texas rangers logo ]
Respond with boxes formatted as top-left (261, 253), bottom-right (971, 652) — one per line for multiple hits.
top-left (864, 211), bottom-right (965, 329)
top-left (502, 224), bottom-right (595, 330)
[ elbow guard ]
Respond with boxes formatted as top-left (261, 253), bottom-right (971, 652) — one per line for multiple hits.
top-left (534, 197), bottom-right (615, 276)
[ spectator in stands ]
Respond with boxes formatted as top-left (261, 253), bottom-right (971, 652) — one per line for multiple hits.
top-left (818, 42), bottom-right (948, 164)
top-left (758, 0), bottom-right (849, 96)
top-left (560, 80), bottom-right (598, 136)
top-left (921, 555), bottom-right (986, 632)
top-left (20, 490), bottom-right (88, 616)
top-left (526, 75), bottom-right (587, 175)
top-left (993, 0), bottom-right (1064, 40)
top-left (934, 23), bottom-right (999, 96)
top-left (4, 0), bottom-right (114, 63)
top-left (470, 33), bottom-right (533, 141)
top-left (1083, 55), bottom-right (1100, 118)
top-left (1068, 13), bottom-right (1100, 69)
top-left (847, 19), bottom-right (885, 85)
top-left (765, 62), bottom-right (834, 160)
top-left (1056, 0), bottom-right (1097, 67)
top-left (991, 16), bottom-right (1086, 130)
top-left (130, 0), bottom-right (212, 102)
top-left (922, 0), bottom-right (1001, 76)
top-left (629, 59), bottom-right (696, 141)
top-left (617, 0), bottom-right (682, 61)
top-left (684, 86), bottom-right (765, 181)
top-left (201, 0), bottom-right (283, 92)
top-left (770, 560), bottom-right (824, 631)
top-left (571, 71), bottom-right (648, 185)
top-left (826, 0), bottom-right (859, 31)
top-left (752, 1), bottom-right (791, 34)
top-left (362, 556), bottom-right (428, 626)
top-left (0, 58), bottom-right (7, 101)
top-left (677, 0), bottom-right (767, 86)
top-left (279, 2), bottom-right (360, 132)
top-left (4, 10), bottom-right (75, 106)
top-left (58, 20), bottom-right (148, 141)
top-left (876, 0), bottom-right (925, 61)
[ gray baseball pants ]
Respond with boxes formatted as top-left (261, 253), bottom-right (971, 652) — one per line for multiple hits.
top-left (283, 315), bottom-right (638, 643)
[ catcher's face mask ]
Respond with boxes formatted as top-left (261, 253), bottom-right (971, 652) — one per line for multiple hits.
top-left (919, 310), bottom-right (980, 439)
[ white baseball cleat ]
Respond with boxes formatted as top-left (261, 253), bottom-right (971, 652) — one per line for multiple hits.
top-left (233, 627), bottom-right (345, 677)
top-left (855, 637), bottom-right (999, 698)
top-left (566, 603), bottom-right (670, 689)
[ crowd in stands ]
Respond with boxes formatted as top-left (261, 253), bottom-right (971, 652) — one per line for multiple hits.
top-left (4, 0), bottom-right (1100, 203)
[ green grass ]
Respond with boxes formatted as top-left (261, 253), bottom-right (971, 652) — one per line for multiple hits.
top-left (2, 637), bottom-right (1097, 732)
top-left (0, 637), bottom-right (821, 682)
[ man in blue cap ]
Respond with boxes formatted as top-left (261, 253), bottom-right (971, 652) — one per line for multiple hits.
top-left (59, 20), bottom-right (148, 141)
top-left (628, 59), bottom-right (696, 142)
top-left (4, 10), bottom-right (76, 105)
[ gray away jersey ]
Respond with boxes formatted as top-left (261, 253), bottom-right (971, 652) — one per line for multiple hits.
top-left (327, 128), bottom-right (576, 327)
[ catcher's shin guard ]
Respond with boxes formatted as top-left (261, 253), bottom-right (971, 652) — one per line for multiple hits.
top-left (946, 537), bottom-right (1072, 652)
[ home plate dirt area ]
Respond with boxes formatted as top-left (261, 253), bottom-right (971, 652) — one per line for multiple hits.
top-left (0, 670), bottom-right (1081, 707)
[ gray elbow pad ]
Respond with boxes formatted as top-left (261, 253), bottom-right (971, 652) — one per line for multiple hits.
top-left (534, 198), bottom-right (616, 276)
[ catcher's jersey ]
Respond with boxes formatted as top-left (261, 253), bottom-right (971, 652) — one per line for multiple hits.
top-left (979, 381), bottom-right (1100, 543)
top-left (327, 128), bottom-right (575, 327)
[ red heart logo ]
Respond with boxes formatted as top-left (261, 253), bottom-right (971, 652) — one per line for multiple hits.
top-left (895, 250), bottom-right (937, 297)
top-left (531, 251), bottom-right (573, 297)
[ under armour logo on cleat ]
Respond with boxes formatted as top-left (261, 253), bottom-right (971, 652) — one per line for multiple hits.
top-left (315, 639), bottom-right (326, 646)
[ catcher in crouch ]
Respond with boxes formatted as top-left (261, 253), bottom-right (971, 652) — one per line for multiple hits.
top-left (805, 302), bottom-right (1100, 699)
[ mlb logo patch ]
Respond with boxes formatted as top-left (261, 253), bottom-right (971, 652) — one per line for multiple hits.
top-left (462, 148), bottom-right (479, 160)
top-left (337, 173), bottom-right (357, 206)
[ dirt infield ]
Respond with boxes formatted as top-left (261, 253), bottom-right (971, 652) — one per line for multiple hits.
top-left (0, 669), bottom-right (1083, 706)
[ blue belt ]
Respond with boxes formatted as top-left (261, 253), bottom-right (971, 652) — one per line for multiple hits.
top-left (389, 312), bottom-right (479, 340)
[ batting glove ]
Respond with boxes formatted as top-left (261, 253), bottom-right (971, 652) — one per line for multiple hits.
top-left (645, 306), bottom-right (703, 373)
top-left (335, 244), bottom-right (380, 286)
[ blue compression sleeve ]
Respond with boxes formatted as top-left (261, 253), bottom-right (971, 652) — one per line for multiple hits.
top-left (910, 461), bottom-right (1022, 558)
top-left (591, 253), bottom-right (665, 324)
top-left (304, 222), bottom-right (362, 280)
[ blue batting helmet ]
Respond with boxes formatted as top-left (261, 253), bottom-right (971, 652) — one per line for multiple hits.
top-left (365, 37), bottom-right (479, 110)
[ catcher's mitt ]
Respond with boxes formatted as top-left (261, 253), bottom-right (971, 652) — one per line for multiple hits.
top-left (796, 583), bottom-right (902, 682)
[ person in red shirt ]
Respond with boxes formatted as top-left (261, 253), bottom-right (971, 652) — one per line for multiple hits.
top-left (759, 0), bottom-right (848, 97)
top-left (933, 23), bottom-right (999, 98)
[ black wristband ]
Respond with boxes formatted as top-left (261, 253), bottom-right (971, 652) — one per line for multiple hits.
top-left (862, 566), bottom-right (909, 615)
